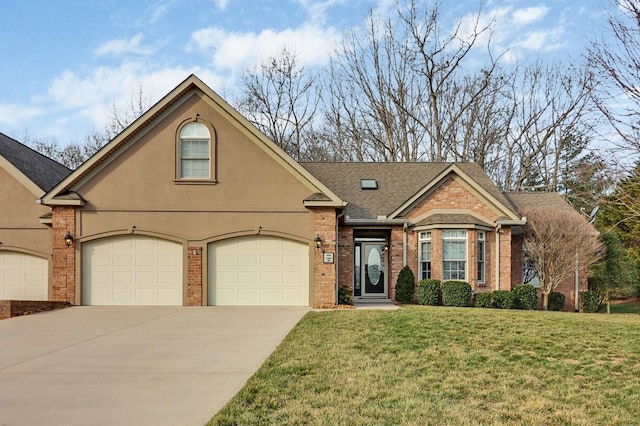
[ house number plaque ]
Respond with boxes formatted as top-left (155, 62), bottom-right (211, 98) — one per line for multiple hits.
top-left (323, 252), bottom-right (334, 264)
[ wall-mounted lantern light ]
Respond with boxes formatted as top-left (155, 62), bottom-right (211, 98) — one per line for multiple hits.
top-left (64, 231), bottom-right (74, 247)
top-left (314, 236), bottom-right (323, 250)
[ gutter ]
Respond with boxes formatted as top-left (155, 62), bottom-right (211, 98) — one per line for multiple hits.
top-left (343, 218), bottom-right (411, 226)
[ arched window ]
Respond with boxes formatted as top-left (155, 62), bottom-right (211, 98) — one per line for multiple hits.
top-left (179, 122), bottom-right (210, 179)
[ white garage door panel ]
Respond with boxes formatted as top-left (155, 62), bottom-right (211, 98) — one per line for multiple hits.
top-left (83, 236), bottom-right (182, 306)
top-left (209, 236), bottom-right (309, 306)
top-left (0, 252), bottom-right (48, 301)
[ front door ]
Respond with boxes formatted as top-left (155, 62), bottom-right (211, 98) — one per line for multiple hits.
top-left (361, 243), bottom-right (387, 297)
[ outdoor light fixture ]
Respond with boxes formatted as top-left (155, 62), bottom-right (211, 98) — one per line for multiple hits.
top-left (314, 235), bottom-right (323, 250)
top-left (64, 231), bottom-right (74, 247)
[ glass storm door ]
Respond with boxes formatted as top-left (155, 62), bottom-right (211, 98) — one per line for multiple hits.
top-left (362, 243), bottom-right (386, 296)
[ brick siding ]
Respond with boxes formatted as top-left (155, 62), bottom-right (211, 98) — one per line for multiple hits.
top-left (51, 206), bottom-right (76, 303)
top-left (187, 246), bottom-right (203, 306)
top-left (313, 208), bottom-right (337, 308)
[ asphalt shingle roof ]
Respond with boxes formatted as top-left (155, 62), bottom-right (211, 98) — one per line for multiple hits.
top-left (503, 192), bottom-right (576, 214)
top-left (301, 162), bottom-right (516, 220)
top-left (0, 132), bottom-right (70, 192)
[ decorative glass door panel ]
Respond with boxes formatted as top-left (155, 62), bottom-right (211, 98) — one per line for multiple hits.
top-left (363, 243), bottom-right (386, 296)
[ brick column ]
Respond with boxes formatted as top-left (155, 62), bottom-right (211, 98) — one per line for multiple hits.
top-left (313, 208), bottom-right (336, 308)
top-left (187, 246), bottom-right (203, 306)
top-left (52, 206), bottom-right (76, 303)
top-left (337, 227), bottom-right (353, 289)
top-left (389, 227), bottom-right (405, 301)
top-left (499, 227), bottom-right (512, 291)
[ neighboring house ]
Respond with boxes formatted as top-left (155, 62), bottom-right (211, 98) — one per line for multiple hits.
top-left (0, 133), bottom-right (70, 300)
top-left (37, 75), bottom-right (586, 310)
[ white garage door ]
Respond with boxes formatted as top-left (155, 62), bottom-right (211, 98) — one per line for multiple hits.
top-left (0, 251), bottom-right (48, 300)
top-left (208, 236), bottom-right (309, 306)
top-left (83, 235), bottom-right (183, 306)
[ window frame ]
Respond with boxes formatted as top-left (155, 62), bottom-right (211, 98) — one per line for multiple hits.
top-left (418, 231), bottom-right (432, 280)
top-left (477, 231), bottom-right (486, 284)
top-left (522, 245), bottom-right (541, 287)
top-left (175, 119), bottom-right (217, 183)
top-left (442, 230), bottom-right (467, 281)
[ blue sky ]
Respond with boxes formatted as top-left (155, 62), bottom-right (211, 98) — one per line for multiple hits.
top-left (0, 0), bottom-right (610, 144)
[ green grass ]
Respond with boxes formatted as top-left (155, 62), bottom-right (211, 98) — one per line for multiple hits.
top-left (208, 306), bottom-right (640, 425)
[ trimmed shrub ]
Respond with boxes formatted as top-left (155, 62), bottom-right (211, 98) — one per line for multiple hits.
top-left (548, 292), bottom-right (566, 311)
top-left (338, 285), bottom-right (354, 306)
top-left (417, 279), bottom-right (441, 306)
top-left (512, 284), bottom-right (539, 310)
top-left (441, 280), bottom-right (472, 307)
top-left (580, 290), bottom-right (600, 313)
top-left (395, 265), bottom-right (416, 304)
top-left (474, 292), bottom-right (493, 308)
top-left (492, 290), bottom-right (514, 309)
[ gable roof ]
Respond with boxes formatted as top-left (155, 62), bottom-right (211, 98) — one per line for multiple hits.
top-left (504, 192), bottom-right (576, 214)
top-left (0, 132), bottom-right (70, 195)
top-left (41, 74), bottom-right (344, 207)
top-left (301, 162), bottom-right (521, 223)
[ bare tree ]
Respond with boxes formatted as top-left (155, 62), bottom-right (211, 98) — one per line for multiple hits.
top-left (236, 48), bottom-right (320, 161)
top-left (588, 0), bottom-right (640, 160)
top-left (522, 207), bottom-right (602, 310)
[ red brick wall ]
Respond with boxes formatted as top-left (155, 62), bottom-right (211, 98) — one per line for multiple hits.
top-left (389, 227), bottom-right (405, 300)
top-left (313, 208), bottom-right (337, 308)
top-left (187, 246), bottom-right (202, 306)
top-left (407, 177), bottom-right (502, 223)
top-left (51, 206), bottom-right (76, 303)
top-left (337, 227), bottom-right (353, 290)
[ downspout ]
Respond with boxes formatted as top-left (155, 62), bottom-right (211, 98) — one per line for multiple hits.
top-left (495, 224), bottom-right (501, 291)
top-left (335, 210), bottom-right (345, 305)
top-left (403, 222), bottom-right (408, 266)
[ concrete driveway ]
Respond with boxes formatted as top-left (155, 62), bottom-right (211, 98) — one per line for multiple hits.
top-left (0, 306), bottom-right (308, 426)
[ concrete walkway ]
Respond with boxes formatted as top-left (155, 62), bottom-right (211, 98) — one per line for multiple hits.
top-left (0, 306), bottom-right (308, 426)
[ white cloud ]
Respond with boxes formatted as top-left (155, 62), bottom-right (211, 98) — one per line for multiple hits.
top-left (512, 6), bottom-right (550, 26)
top-left (515, 28), bottom-right (566, 51)
top-left (94, 33), bottom-right (154, 57)
top-left (0, 104), bottom-right (44, 127)
top-left (188, 23), bottom-right (340, 74)
top-left (38, 63), bottom-right (224, 139)
top-left (295, 0), bottom-right (347, 24)
top-left (214, 0), bottom-right (229, 10)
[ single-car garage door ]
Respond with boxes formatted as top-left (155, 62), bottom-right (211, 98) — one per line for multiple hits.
top-left (83, 235), bottom-right (183, 306)
top-left (0, 251), bottom-right (48, 300)
top-left (208, 236), bottom-right (309, 306)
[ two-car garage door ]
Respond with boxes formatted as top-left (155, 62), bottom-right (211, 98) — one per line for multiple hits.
top-left (208, 236), bottom-right (309, 306)
top-left (82, 235), bottom-right (309, 307)
top-left (83, 235), bottom-right (183, 306)
top-left (0, 251), bottom-right (48, 301)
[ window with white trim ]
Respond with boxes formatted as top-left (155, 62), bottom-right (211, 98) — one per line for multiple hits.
top-left (443, 230), bottom-right (467, 281)
top-left (419, 231), bottom-right (432, 280)
top-left (179, 122), bottom-right (210, 179)
top-left (477, 231), bottom-right (486, 283)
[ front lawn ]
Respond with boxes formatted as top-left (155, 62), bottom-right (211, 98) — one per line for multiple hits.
top-left (208, 306), bottom-right (640, 425)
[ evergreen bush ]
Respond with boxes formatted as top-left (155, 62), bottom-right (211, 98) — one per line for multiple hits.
top-left (548, 292), bottom-right (566, 311)
top-left (492, 290), bottom-right (514, 309)
top-left (441, 280), bottom-right (472, 307)
top-left (512, 284), bottom-right (539, 310)
top-left (474, 292), bottom-right (493, 308)
top-left (417, 279), bottom-right (441, 306)
top-left (395, 265), bottom-right (416, 303)
top-left (579, 290), bottom-right (600, 313)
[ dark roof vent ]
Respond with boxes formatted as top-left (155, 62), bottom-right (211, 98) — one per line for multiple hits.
top-left (361, 179), bottom-right (378, 190)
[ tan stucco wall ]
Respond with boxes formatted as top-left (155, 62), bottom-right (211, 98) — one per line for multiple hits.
top-left (67, 91), bottom-right (319, 305)
top-left (0, 166), bottom-right (52, 257)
